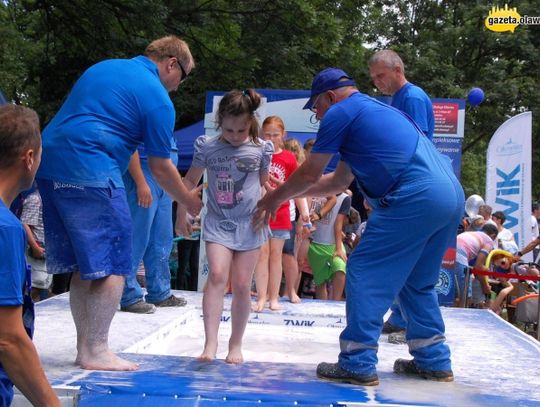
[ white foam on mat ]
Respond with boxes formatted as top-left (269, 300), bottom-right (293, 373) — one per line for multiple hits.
top-left (32, 291), bottom-right (540, 406)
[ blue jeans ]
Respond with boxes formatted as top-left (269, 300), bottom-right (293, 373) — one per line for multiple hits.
top-left (120, 164), bottom-right (174, 307)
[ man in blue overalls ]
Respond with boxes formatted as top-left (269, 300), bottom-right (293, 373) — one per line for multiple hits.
top-left (369, 49), bottom-right (436, 335)
top-left (256, 68), bottom-right (464, 385)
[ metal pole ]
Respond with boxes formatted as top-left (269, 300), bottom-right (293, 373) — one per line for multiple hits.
top-left (536, 281), bottom-right (540, 342)
top-left (461, 267), bottom-right (471, 308)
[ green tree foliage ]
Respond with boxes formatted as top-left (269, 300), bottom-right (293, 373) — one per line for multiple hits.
top-left (1, 0), bottom-right (538, 198)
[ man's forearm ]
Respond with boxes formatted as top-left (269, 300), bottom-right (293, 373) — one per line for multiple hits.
top-left (518, 237), bottom-right (540, 256)
top-left (0, 334), bottom-right (59, 406)
top-left (149, 159), bottom-right (191, 204)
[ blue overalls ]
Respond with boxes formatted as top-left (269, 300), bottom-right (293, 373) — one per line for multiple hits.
top-left (338, 135), bottom-right (464, 374)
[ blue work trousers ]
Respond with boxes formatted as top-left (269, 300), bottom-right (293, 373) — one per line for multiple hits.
top-left (120, 165), bottom-right (174, 307)
top-left (338, 136), bottom-right (464, 375)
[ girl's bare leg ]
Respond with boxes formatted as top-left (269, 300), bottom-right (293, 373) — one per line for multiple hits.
top-left (199, 243), bottom-right (233, 361)
top-left (330, 271), bottom-right (346, 301)
top-left (268, 238), bottom-right (286, 310)
top-left (283, 253), bottom-right (301, 303)
top-left (252, 242), bottom-right (269, 312)
top-left (226, 248), bottom-right (260, 364)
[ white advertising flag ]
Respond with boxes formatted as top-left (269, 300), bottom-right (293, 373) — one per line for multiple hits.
top-left (485, 112), bottom-right (533, 260)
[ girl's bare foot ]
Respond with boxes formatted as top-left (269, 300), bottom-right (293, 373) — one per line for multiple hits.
top-left (198, 342), bottom-right (218, 362)
top-left (77, 351), bottom-right (139, 371)
top-left (251, 299), bottom-right (266, 312)
top-left (225, 345), bottom-right (244, 364)
top-left (288, 291), bottom-right (301, 304)
top-left (269, 299), bottom-right (282, 311)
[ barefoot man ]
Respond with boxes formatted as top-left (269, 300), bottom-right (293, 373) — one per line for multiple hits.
top-left (36, 36), bottom-right (202, 371)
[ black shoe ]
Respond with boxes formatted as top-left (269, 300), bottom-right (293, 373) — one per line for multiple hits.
top-left (154, 295), bottom-right (187, 307)
top-left (316, 362), bottom-right (379, 386)
top-left (120, 300), bottom-right (156, 314)
top-left (382, 321), bottom-right (406, 334)
top-left (393, 359), bottom-right (454, 382)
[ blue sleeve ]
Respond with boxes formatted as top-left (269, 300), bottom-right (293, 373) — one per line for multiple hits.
top-left (402, 97), bottom-right (429, 136)
top-left (0, 225), bottom-right (26, 306)
top-left (142, 104), bottom-right (176, 158)
top-left (311, 105), bottom-right (350, 155)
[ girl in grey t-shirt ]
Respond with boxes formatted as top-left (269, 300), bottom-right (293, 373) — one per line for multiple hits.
top-left (176, 89), bottom-right (273, 364)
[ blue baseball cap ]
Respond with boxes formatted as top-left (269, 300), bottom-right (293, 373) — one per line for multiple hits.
top-left (303, 68), bottom-right (356, 110)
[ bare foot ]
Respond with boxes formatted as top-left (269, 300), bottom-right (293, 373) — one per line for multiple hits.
top-left (287, 291), bottom-right (301, 304)
top-left (225, 345), bottom-right (244, 364)
top-left (197, 342), bottom-right (217, 362)
top-left (251, 299), bottom-right (266, 313)
top-left (77, 351), bottom-right (139, 371)
top-left (269, 299), bottom-right (282, 311)
top-left (490, 306), bottom-right (501, 315)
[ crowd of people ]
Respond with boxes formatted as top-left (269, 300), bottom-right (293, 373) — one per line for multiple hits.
top-left (1, 35), bottom-right (539, 406)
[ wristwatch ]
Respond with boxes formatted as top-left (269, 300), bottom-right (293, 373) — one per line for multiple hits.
top-left (517, 251), bottom-right (523, 257)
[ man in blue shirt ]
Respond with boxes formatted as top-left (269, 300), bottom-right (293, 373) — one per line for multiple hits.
top-left (37, 36), bottom-right (202, 371)
top-left (0, 105), bottom-right (60, 406)
top-left (256, 68), bottom-right (463, 385)
top-left (369, 49), bottom-right (435, 141)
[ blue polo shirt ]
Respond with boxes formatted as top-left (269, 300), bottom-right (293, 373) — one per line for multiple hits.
top-left (391, 82), bottom-right (434, 140)
top-left (311, 92), bottom-right (418, 199)
top-left (0, 201), bottom-right (27, 406)
top-left (38, 56), bottom-right (176, 188)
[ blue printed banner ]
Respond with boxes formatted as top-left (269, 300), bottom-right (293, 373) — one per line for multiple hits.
top-left (485, 112), bottom-right (533, 260)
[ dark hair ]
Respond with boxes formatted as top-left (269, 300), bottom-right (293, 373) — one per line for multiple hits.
top-left (0, 105), bottom-right (41, 169)
top-left (492, 211), bottom-right (506, 223)
top-left (532, 202), bottom-right (540, 212)
top-left (216, 89), bottom-right (262, 143)
top-left (481, 223), bottom-right (498, 238)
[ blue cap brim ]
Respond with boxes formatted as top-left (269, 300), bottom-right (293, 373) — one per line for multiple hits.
top-left (303, 95), bottom-right (317, 110)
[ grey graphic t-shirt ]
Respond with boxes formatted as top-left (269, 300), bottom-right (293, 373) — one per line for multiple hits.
top-left (192, 135), bottom-right (273, 250)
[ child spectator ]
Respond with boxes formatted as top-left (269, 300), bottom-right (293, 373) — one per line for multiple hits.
top-left (281, 137), bottom-right (310, 304)
top-left (20, 186), bottom-right (52, 301)
top-left (308, 192), bottom-right (350, 300)
top-left (177, 89), bottom-right (273, 363)
top-left (253, 116), bottom-right (298, 311)
top-left (0, 104), bottom-right (60, 406)
top-left (490, 253), bottom-right (515, 315)
top-left (491, 211), bottom-right (518, 254)
top-left (455, 223), bottom-right (499, 308)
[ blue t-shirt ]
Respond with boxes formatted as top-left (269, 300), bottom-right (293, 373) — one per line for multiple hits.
top-left (0, 200), bottom-right (27, 405)
top-left (38, 56), bottom-right (176, 188)
top-left (311, 92), bottom-right (418, 199)
top-left (391, 82), bottom-right (434, 140)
